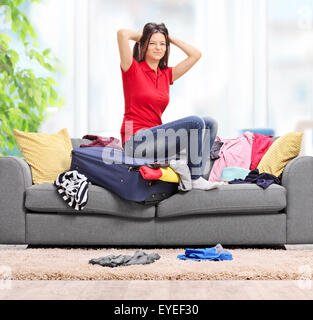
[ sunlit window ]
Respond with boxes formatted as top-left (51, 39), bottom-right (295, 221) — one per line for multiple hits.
top-left (268, 0), bottom-right (313, 135)
top-left (25, 0), bottom-right (313, 141)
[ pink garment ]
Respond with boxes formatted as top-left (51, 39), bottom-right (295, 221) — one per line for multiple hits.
top-left (208, 131), bottom-right (254, 182)
top-left (250, 134), bottom-right (274, 170)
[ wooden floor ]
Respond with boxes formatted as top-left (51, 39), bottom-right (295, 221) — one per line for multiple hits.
top-left (0, 280), bottom-right (313, 300)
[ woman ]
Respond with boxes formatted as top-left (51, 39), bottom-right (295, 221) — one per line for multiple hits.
top-left (117, 22), bottom-right (220, 190)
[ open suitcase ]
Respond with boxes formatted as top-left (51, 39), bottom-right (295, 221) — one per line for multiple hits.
top-left (70, 146), bottom-right (178, 204)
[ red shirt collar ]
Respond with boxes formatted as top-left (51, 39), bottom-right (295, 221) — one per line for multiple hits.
top-left (140, 60), bottom-right (162, 76)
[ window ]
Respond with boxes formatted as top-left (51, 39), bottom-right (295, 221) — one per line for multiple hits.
top-left (30, 0), bottom-right (76, 136)
top-left (268, 0), bottom-right (313, 135)
top-left (31, 0), bottom-right (305, 141)
top-left (88, 0), bottom-right (268, 139)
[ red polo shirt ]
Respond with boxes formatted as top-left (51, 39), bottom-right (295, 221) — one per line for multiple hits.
top-left (120, 57), bottom-right (173, 146)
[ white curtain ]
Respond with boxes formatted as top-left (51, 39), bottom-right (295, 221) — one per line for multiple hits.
top-left (36, 0), bottom-right (270, 139)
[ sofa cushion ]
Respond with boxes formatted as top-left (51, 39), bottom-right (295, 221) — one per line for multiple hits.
top-left (14, 128), bottom-right (73, 185)
top-left (257, 132), bottom-right (303, 177)
top-left (25, 183), bottom-right (155, 219)
top-left (156, 183), bottom-right (286, 218)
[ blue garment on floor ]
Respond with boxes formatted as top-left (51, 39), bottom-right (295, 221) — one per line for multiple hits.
top-left (177, 244), bottom-right (233, 261)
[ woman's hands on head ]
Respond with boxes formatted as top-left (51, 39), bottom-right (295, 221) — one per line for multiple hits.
top-left (117, 29), bottom-right (143, 72)
top-left (117, 25), bottom-right (170, 71)
top-left (168, 35), bottom-right (202, 82)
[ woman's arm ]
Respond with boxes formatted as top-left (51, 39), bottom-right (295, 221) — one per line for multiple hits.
top-left (169, 36), bottom-right (202, 82)
top-left (117, 29), bottom-right (142, 72)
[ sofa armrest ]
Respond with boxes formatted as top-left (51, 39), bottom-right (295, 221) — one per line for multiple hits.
top-left (281, 156), bottom-right (313, 244)
top-left (0, 156), bottom-right (32, 244)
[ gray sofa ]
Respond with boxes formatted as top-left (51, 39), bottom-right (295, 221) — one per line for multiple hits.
top-left (1, 137), bottom-right (313, 247)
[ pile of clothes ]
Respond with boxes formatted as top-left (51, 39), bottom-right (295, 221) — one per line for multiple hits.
top-left (208, 132), bottom-right (280, 189)
top-left (53, 132), bottom-right (280, 212)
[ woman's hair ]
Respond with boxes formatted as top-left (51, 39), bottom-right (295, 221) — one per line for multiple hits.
top-left (133, 22), bottom-right (170, 70)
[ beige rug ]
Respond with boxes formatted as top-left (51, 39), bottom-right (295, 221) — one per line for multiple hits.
top-left (1, 248), bottom-right (313, 280)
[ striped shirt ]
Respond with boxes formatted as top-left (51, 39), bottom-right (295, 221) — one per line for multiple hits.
top-left (54, 170), bottom-right (89, 211)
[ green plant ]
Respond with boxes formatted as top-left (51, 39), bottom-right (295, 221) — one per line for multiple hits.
top-left (0, 0), bottom-right (64, 156)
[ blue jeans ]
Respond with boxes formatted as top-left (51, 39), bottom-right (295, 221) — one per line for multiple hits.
top-left (124, 116), bottom-right (218, 179)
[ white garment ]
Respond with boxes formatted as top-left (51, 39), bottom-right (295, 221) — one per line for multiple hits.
top-left (54, 170), bottom-right (89, 211)
top-left (170, 159), bottom-right (192, 191)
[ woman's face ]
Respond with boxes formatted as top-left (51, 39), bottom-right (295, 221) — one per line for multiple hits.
top-left (145, 32), bottom-right (167, 62)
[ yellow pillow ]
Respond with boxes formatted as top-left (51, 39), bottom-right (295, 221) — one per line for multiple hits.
top-left (13, 128), bottom-right (73, 184)
top-left (257, 132), bottom-right (303, 177)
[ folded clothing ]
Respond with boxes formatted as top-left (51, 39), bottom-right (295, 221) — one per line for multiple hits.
top-left (220, 167), bottom-right (250, 182)
top-left (139, 160), bottom-right (192, 190)
top-left (139, 166), bottom-right (179, 183)
top-left (160, 167), bottom-right (179, 183)
top-left (177, 244), bottom-right (233, 261)
top-left (139, 166), bottom-right (163, 180)
top-left (89, 250), bottom-right (160, 268)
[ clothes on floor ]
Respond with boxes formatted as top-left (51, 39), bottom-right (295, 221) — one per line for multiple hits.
top-left (210, 140), bottom-right (224, 160)
top-left (208, 131), bottom-right (254, 182)
top-left (89, 250), bottom-right (160, 268)
top-left (250, 134), bottom-right (274, 170)
top-left (228, 168), bottom-right (280, 189)
top-left (54, 170), bottom-right (90, 211)
top-left (80, 135), bottom-right (123, 150)
top-left (124, 115), bottom-right (218, 180)
top-left (177, 244), bottom-right (233, 261)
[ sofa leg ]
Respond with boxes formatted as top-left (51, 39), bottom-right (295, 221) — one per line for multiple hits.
top-left (284, 244), bottom-right (313, 250)
top-left (0, 244), bottom-right (28, 250)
